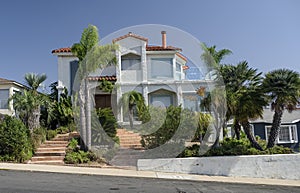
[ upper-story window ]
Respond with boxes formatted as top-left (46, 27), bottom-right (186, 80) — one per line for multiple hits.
top-left (150, 58), bottom-right (173, 78)
top-left (0, 89), bottom-right (9, 109)
top-left (121, 54), bottom-right (141, 70)
top-left (175, 62), bottom-right (182, 80)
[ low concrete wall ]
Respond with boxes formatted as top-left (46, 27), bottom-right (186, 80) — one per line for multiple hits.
top-left (137, 154), bottom-right (300, 180)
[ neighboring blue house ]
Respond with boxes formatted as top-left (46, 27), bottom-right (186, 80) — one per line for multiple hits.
top-left (250, 109), bottom-right (300, 151)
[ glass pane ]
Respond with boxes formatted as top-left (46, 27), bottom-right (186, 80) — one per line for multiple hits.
top-left (176, 62), bottom-right (181, 72)
top-left (121, 59), bottom-right (141, 70)
top-left (0, 89), bottom-right (9, 109)
top-left (278, 126), bottom-right (290, 142)
top-left (151, 95), bottom-right (172, 108)
top-left (151, 58), bottom-right (173, 78)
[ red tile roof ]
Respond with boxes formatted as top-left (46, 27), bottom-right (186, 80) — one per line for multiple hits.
top-left (112, 32), bottom-right (148, 43)
top-left (52, 47), bottom-right (72, 53)
top-left (88, 76), bottom-right (117, 81)
top-left (146, 45), bottom-right (182, 51)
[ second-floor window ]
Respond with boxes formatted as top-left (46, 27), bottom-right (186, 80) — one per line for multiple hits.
top-left (121, 54), bottom-right (141, 70)
top-left (0, 89), bottom-right (9, 109)
top-left (150, 58), bottom-right (173, 78)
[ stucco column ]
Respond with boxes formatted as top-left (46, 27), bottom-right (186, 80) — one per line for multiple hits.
top-left (176, 83), bottom-right (183, 106)
top-left (142, 84), bottom-right (149, 106)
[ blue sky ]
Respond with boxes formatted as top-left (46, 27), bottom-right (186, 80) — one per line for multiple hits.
top-left (0, 0), bottom-right (299, 92)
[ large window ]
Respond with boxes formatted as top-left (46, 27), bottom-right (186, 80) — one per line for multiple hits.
top-left (0, 89), bottom-right (9, 109)
top-left (150, 95), bottom-right (173, 108)
top-left (121, 54), bottom-right (141, 70)
top-left (150, 58), bottom-right (173, 78)
top-left (265, 125), bottom-right (298, 144)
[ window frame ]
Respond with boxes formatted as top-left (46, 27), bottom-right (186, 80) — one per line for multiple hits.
top-left (265, 125), bottom-right (298, 144)
top-left (150, 58), bottom-right (173, 78)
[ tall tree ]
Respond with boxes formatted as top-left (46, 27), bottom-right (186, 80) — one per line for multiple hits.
top-left (200, 44), bottom-right (231, 147)
top-left (71, 25), bottom-right (118, 150)
top-left (262, 69), bottom-right (300, 148)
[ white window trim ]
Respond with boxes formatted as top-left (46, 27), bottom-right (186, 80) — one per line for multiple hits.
top-left (265, 125), bottom-right (298, 144)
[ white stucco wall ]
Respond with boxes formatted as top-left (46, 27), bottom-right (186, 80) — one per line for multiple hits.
top-left (56, 55), bottom-right (78, 92)
top-left (138, 154), bottom-right (300, 180)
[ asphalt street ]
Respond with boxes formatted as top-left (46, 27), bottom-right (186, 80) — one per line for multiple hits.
top-left (0, 170), bottom-right (299, 193)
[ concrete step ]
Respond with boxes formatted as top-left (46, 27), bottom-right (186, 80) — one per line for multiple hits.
top-left (43, 141), bottom-right (69, 145)
top-left (31, 156), bottom-right (65, 162)
top-left (52, 137), bottom-right (69, 141)
top-left (34, 151), bottom-right (66, 157)
top-left (35, 147), bottom-right (66, 152)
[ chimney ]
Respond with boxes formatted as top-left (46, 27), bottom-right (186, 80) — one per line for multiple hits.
top-left (161, 31), bottom-right (167, 48)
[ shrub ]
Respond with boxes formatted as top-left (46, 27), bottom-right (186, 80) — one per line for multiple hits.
top-left (140, 106), bottom-right (197, 149)
top-left (46, 129), bottom-right (57, 140)
top-left (56, 126), bottom-right (69, 134)
top-left (31, 127), bottom-right (46, 149)
top-left (64, 138), bottom-right (100, 164)
top-left (0, 116), bottom-right (33, 162)
top-left (178, 137), bottom-right (294, 157)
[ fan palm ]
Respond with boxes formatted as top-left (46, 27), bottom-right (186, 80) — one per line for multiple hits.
top-left (262, 69), bottom-right (300, 148)
top-left (24, 73), bottom-right (47, 91)
top-left (219, 61), bottom-right (268, 150)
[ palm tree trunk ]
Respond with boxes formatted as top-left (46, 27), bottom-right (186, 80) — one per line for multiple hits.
top-left (233, 119), bottom-right (241, 140)
top-left (267, 109), bottom-right (283, 148)
top-left (79, 81), bottom-right (87, 150)
top-left (85, 78), bottom-right (91, 150)
top-left (241, 120), bottom-right (263, 151)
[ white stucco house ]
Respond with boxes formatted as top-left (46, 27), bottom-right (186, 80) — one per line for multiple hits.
top-left (52, 31), bottom-right (210, 124)
top-left (0, 78), bottom-right (26, 116)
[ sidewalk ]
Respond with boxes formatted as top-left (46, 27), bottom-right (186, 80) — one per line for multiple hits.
top-left (0, 162), bottom-right (299, 187)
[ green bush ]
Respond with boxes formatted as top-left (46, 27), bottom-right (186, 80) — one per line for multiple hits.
top-left (140, 106), bottom-right (197, 149)
top-left (56, 126), bottom-right (69, 134)
top-left (32, 127), bottom-right (46, 149)
top-left (0, 116), bottom-right (33, 162)
top-left (64, 138), bottom-right (99, 164)
top-left (178, 137), bottom-right (294, 157)
top-left (46, 130), bottom-right (57, 140)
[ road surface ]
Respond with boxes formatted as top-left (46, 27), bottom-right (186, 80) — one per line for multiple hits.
top-left (0, 170), bottom-right (298, 193)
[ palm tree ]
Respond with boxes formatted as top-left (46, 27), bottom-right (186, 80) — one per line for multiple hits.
top-left (71, 25), bottom-right (118, 150)
top-left (120, 91), bottom-right (145, 129)
top-left (24, 73), bottom-right (47, 129)
top-left (220, 61), bottom-right (267, 150)
top-left (200, 44), bottom-right (231, 147)
top-left (10, 89), bottom-right (47, 132)
top-left (24, 73), bottom-right (47, 91)
top-left (262, 69), bottom-right (300, 148)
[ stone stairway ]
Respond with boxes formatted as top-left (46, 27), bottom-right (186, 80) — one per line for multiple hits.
top-left (29, 132), bottom-right (79, 165)
top-left (116, 129), bottom-right (143, 149)
top-left (109, 129), bottom-right (145, 168)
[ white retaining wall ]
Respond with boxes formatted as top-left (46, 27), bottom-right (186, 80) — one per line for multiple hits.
top-left (137, 154), bottom-right (300, 180)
